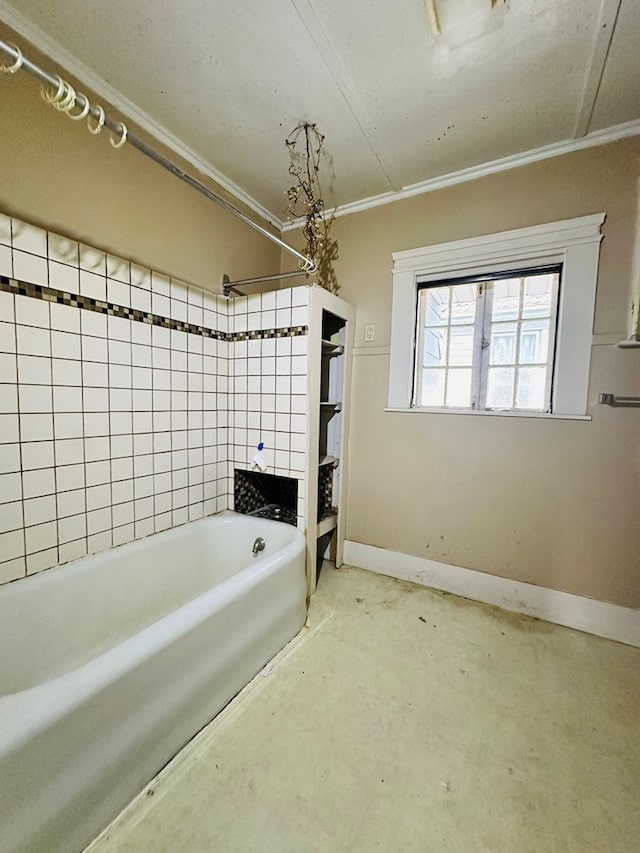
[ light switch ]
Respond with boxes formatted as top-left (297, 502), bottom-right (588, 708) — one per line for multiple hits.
top-left (365, 324), bottom-right (375, 342)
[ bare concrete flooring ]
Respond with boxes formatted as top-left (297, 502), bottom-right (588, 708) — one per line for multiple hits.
top-left (87, 565), bottom-right (640, 852)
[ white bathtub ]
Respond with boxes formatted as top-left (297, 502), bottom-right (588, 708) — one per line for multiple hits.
top-left (0, 512), bottom-right (306, 853)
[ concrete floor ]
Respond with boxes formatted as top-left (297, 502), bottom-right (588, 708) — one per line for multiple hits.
top-left (87, 565), bottom-right (640, 853)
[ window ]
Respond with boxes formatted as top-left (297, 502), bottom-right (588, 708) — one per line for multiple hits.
top-left (388, 214), bottom-right (605, 419)
top-left (414, 266), bottom-right (560, 412)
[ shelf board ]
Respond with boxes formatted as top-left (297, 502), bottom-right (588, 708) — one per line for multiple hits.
top-left (320, 401), bottom-right (342, 412)
top-left (321, 339), bottom-right (344, 356)
top-left (319, 455), bottom-right (339, 468)
top-left (317, 512), bottom-right (338, 537)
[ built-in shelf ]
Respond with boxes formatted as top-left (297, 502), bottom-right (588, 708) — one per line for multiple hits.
top-left (320, 401), bottom-right (342, 412)
top-left (319, 455), bottom-right (339, 468)
top-left (322, 339), bottom-right (344, 356)
top-left (317, 512), bottom-right (338, 537)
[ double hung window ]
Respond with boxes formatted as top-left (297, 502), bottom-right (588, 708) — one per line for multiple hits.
top-left (414, 267), bottom-right (560, 412)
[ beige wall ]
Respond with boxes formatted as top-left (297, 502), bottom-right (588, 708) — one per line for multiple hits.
top-left (322, 139), bottom-right (640, 607)
top-left (0, 23), bottom-right (280, 290)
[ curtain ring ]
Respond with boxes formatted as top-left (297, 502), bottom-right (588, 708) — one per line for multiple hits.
top-left (0, 43), bottom-right (23, 74)
top-left (87, 105), bottom-right (105, 135)
top-left (68, 93), bottom-right (90, 121)
top-left (109, 121), bottom-right (128, 149)
top-left (41, 75), bottom-right (65, 104)
top-left (55, 82), bottom-right (77, 112)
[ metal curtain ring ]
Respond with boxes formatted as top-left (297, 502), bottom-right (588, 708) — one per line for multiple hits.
top-left (87, 105), bottom-right (105, 135)
top-left (109, 122), bottom-right (128, 149)
top-left (41, 75), bottom-right (65, 104)
top-left (68, 93), bottom-right (90, 121)
top-left (0, 43), bottom-right (23, 74)
top-left (55, 82), bottom-right (77, 112)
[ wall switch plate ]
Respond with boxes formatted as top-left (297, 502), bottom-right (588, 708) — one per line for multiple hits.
top-left (365, 323), bottom-right (375, 342)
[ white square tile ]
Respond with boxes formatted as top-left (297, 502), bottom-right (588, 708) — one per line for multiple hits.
top-left (107, 279), bottom-right (130, 308)
top-left (83, 361), bottom-right (109, 387)
top-left (0, 530), bottom-right (24, 560)
top-left (0, 291), bottom-right (14, 323)
top-left (55, 437), bottom-right (84, 467)
top-left (48, 233), bottom-right (79, 266)
top-left (111, 433), bottom-right (133, 458)
top-left (84, 412), bottom-right (108, 437)
top-left (83, 336), bottom-right (108, 362)
top-left (112, 523), bottom-right (134, 547)
top-left (135, 516), bottom-right (154, 538)
top-left (0, 413), bottom-right (19, 443)
top-left (25, 520), bottom-right (57, 554)
top-left (57, 486), bottom-right (86, 516)
top-left (51, 330), bottom-right (80, 360)
top-left (87, 506), bottom-right (111, 535)
top-left (81, 310), bottom-right (107, 338)
top-left (0, 444), bottom-right (21, 474)
top-left (0, 244), bottom-right (12, 277)
top-left (12, 222), bottom-right (47, 256)
top-left (21, 440), bottom-right (54, 471)
top-left (55, 464), bottom-right (85, 493)
top-left (53, 385), bottom-right (83, 412)
top-left (110, 412), bottom-right (132, 435)
top-left (134, 494), bottom-right (154, 518)
top-left (52, 358), bottom-right (82, 386)
top-left (80, 270), bottom-right (107, 301)
top-left (0, 499), bottom-right (22, 531)
top-left (59, 538), bottom-right (87, 564)
top-left (291, 286), bottom-right (308, 307)
top-left (0, 385), bottom-right (18, 414)
top-left (276, 308), bottom-right (292, 328)
top-left (27, 547), bottom-right (58, 574)
top-left (0, 352), bottom-right (17, 383)
top-left (0, 555), bottom-right (25, 583)
top-left (23, 467), bottom-right (56, 499)
top-left (88, 530), bottom-right (112, 554)
top-left (19, 384), bottom-right (52, 414)
top-left (0, 322), bottom-right (16, 354)
top-left (17, 325), bottom-right (51, 357)
top-left (86, 483), bottom-right (111, 510)
top-left (112, 500), bottom-right (134, 526)
top-left (112, 478), bottom-right (134, 506)
top-left (23, 494), bottom-right (56, 527)
top-left (55, 412), bottom-right (84, 439)
top-left (152, 325), bottom-right (171, 350)
top-left (85, 436), bottom-right (110, 462)
top-left (108, 339), bottom-right (131, 364)
top-left (131, 321), bottom-right (151, 346)
top-left (83, 387), bottom-right (109, 411)
top-left (50, 302), bottom-right (80, 333)
top-left (131, 286), bottom-right (151, 312)
top-left (13, 250), bottom-right (48, 286)
top-left (20, 412), bottom-right (53, 441)
top-left (79, 244), bottom-right (106, 274)
top-left (109, 386), bottom-right (132, 410)
top-left (151, 271), bottom-right (171, 296)
top-left (111, 456), bottom-right (133, 481)
top-left (152, 292), bottom-right (170, 317)
top-left (58, 513), bottom-right (87, 544)
top-left (108, 315), bottom-right (131, 342)
top-left (86, 460), bottom-right (110, 487)
top-left (48, 261), bottom-right (79, 294)
top-left (0, 471), bottom-right (22, 503)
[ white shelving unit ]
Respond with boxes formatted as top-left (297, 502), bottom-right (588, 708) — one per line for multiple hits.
top-left (304, 286), bottom-right (355, 596)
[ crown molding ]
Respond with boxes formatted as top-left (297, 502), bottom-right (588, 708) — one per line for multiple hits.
top-left (0, 2), bottom-right (287, 232)
top-left (282, 119), bottom-right (640, 231)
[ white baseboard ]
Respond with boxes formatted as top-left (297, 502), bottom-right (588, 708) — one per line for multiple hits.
top-left (343, 541), bottom-right (640, 648)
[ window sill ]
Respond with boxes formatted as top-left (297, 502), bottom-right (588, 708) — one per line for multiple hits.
top-left (384, 407), bottom-right (591, 421)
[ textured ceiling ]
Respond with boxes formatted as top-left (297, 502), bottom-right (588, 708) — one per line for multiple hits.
top-left (1, 0), bottom-right (638, 225)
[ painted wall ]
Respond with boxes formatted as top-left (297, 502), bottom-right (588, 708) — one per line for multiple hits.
top-left (318, 138), bottom-right (640, 608)
top-left (0, 22), bottom-right (280, 292)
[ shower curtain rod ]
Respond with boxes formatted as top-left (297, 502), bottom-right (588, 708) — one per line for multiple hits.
top-left (0, 39), bottom-right (315, 274)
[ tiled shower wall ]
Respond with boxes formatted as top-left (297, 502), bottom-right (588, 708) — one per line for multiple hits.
top-left (0, 212), bottom-right (233, 585)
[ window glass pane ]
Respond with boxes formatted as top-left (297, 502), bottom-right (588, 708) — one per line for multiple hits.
top-left (425, 287), bottom-right (449, 326)
top-left (486, 367), bottom-right (515, 408)
top-left (522, 274), bottom-right (555, 319)
top-left (492, 278), bottom-right (521, 321)
top-left (450, 284), bottom-right (476, 325)
top-left (423, 328), bottom-right (448, 367)
top-left (489, 323), bottom-right (517, 364)
top-left (449, 326), bottom-right (475, 366)
top-left (445, 368), bottom-right (472, 408)
top-left (519, 319), bottom-right (550, 364)
top-left (516, 366), bottom-right (547, 409)
top-left (420, 369), bottom-right (445, 407)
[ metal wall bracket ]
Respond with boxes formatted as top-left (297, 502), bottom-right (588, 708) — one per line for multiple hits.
top-left (598, 393), bottom-right (640, 408)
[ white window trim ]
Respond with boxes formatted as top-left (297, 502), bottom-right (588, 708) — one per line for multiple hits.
top-left (388, 214), bottom-right (605, 418)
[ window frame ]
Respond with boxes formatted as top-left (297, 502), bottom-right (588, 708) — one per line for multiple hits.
top-left (412, 264), bottom-right (562, 413)
top-left (388, 214), bottom-right (605, 419)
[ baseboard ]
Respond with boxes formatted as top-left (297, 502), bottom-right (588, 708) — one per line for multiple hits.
top-left (343, 541), bottom-right (640, 648)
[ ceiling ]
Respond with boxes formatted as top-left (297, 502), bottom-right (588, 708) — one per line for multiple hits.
top-left (1, 0), bottom-right (639, 227)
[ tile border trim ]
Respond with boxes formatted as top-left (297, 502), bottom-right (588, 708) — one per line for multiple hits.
top-left (0, 276), bottom-right (308, 341)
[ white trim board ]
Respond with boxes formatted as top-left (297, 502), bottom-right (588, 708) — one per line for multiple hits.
top-left (343, 541), bottom-right (640, 648)
top-left (0, 1), bottom-right (286, 231)
top-left (282, 119), bottom-right (640, 230)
